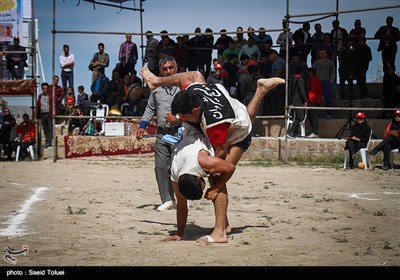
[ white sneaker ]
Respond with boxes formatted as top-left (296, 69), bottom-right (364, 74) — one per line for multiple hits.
top-left (157, 200), bottom-right (176, 211)
top-left (307, 133), bottom-right (319, 138)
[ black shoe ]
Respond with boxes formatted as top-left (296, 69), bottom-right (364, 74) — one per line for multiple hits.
top-left (43, 143), bottom-right (53, 148)
top-left (368, 149), bottom-right (378, 156)
top-left (383, 166), bottom-right (390, 171)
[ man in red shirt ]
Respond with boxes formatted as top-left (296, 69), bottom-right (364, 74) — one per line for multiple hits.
top-left (306, 67), bottom-right (323, 138)
top-left (9, 114), bottom-right (35, 160)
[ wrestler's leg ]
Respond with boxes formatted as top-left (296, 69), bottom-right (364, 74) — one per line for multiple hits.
top-left (247, 77), bottom-right (285, 122)
top-left (198, 146), bottom-right (243, 243)
top-left (140, 67), bottom-right (205, 90)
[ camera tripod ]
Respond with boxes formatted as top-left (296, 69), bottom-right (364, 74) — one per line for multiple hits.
top-left (335, 90), bottom-right (354, 139)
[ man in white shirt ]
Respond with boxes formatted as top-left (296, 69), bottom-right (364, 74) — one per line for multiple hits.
top-left (59, 44), bottom-right (75, 94)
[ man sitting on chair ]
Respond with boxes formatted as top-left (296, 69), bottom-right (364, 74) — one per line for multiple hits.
top-left (368, 109), bottom-right (400, 170)
top-left (9, 114), bottom-right (35, 160)
top-left (344, 111), bottom-right (372, 169)
top-left (6, 36), bottom-right (27, 80)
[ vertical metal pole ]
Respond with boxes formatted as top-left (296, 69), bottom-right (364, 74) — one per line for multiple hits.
top-left (140, 0), bottom-right (145, 67)
top-left (31, 0), bottom-right (38, 160)
top-left (284, 0), bottom-right (290, 162)
top-left (52, 0), bottom-right (57, 162)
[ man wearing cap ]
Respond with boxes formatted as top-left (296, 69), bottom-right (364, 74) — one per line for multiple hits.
top-left (344, 112), bottom-right (372, 169)
top-left (6, 36), bottom-right (27, 80)
top-left (369, 109), bottom-right (400, 170)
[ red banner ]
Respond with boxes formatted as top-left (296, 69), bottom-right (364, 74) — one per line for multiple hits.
top-left (0, 78), bottom-right (36, 96)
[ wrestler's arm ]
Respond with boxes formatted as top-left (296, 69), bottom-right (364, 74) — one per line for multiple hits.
top-left (198, 150), bottom-right (235, 200)
top-left (163, 181), bottom-right (188, 241)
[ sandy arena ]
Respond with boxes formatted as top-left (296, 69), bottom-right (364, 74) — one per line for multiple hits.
top-left (0, 155), bottom-right (399, 267)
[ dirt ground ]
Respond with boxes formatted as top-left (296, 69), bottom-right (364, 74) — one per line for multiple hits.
top-left (0, 155), bottom-right (399, 269)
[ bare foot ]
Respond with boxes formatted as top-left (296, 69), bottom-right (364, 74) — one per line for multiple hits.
top-left (257, 77), bottom-right (285, 96)
top-left (163, 235), bottom-right (182, 242)
top-left (140, 67), bottom-right (158, 90)
top-left (207, 225), bottom-right (232, 235)
top-left (196, 234), bottom-right (228, 244)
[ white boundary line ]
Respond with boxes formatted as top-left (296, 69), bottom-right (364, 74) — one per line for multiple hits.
top-left (0, 187), bottom-right (48, 237)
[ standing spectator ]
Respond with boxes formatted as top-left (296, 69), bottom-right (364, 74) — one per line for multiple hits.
top-left (276, 20), bottom-right (293, 60)
top-left (311, 23), bottom-right (324, 65)
top-left (0, 42), bottom-right (5, 79)
top-left (287, 66), bottom-right (307, 138)
top-left (348, 19), bottom-right (366, 47)
top-left (144, 31), bottom-right (159, 75)
top-left (90, 67), bottom-right (110, 104)
top-left (202, 28), bottom-right (214, 78)
top-left (88, 43), bottom-right (110, 83)
top-left (6, 36), bottom-right (27, 80)
top-left (356, 37), bottom-right (373, 99)
top-left (0, 108), bottom-right (15, 158)
top-left (48, 75), bottom-right (65, 116)
top-left (222, 40), bottom-right (240, 66)
top-left (222, 53), bottom-right (239, 98)
top-left (214, 29), bottom-right (233, 64)
top-left (233, 26), bottom-right (247, 49)
top-left (344, 112), bottom-right (372, 169)
top-left (136, 55), bottom-right (182, 211)
top-left (172, 36), bottom-right (189, 73)
top-left (241, 64), bottom-right (263, 107)
top-left (330, 19), bottom-right (348, 54)
top-left (238, 37), bottom-right (261, 64)
top-left (313, 49), bottom-right (335, 119)
top-left (369, 110), bottom-right (400, 170)
top-left (187, 27), bottom-right (205, 74)
top-left (374, 16), bottom-right (400, 73)
top-left (76, 85), bottom-right (89, 107)
top-left (158, 30), bottom-right (176, 47)
top-left (381, 65), bottom-right (400, 119)
top-left (59, 44), bottom-right (75, 94)
top-left (34, 83), bottom-right (54, 149)
top-left (118, 33), bottom-right (138, 78)
top-left (292, 22), bottom-right (313, 64)
top-left (306, 67), bottom-right (322, 138)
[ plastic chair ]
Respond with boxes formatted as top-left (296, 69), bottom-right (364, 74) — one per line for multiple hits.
top-left (286, 108), bottom-right (307, 137)
top-left (389, 149), bottom-right (399, 169)
top-left (343, 130), bottom-right (372, 169)
top-left (16, 144), bottom-right (35, 161)
top-left (90, 103), bottom-right (109, 133)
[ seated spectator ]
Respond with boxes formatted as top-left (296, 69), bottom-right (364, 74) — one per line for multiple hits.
top-left (90, 67), bottom-right (110, 104)
top-left (8, 114), bottom-right (35, 160)
top-left (6, 36), bottom-right (27, 80)
top-left (64, 86), bottom-right (76, 115)
top-left (369, 109), bottom-right (400, 170)
top-left (77, 85), bottom-right (89, 107)
top-left (344, 112), bottom-right (372, 169)
top-left (206, 63), bottom-right (223, 85)
top-left (68, 106), bottom-right (86, 135)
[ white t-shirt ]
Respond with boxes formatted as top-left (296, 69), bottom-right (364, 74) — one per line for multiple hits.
top-left (170, 123), bottom-right (214, 183)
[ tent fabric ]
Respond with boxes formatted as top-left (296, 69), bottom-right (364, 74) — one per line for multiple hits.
top-left (0, 78), bottom-right (36, 96)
